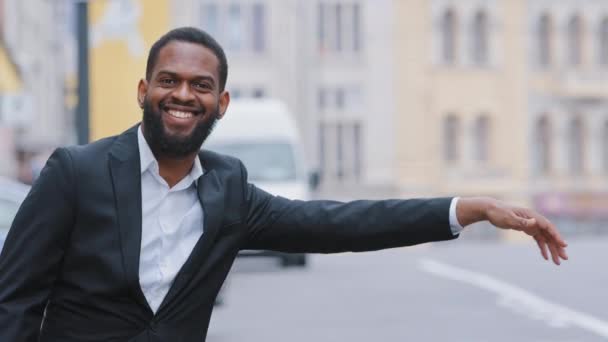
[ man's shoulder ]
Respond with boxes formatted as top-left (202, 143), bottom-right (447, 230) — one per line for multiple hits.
top-left (63, 134), bottom-right (120, 160)
top-left (199, 149), bottom-right (243, 174)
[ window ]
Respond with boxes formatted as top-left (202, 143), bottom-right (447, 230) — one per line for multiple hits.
top-left (352, 3), bottom-right (361, 52)
top-left (318, 2), bottom-right (362, 55)
top-left (473, 115), bottom-right (490, 161)
top-left (599, 17), bottom-right (608, 66)
top-left (0, 0), bottom-right (4, 38)
top-left (537, 13), bottom-right (552, 67)
top-left (228, 4), bottom-right (242, 51)
top-left (602, 121), bottom-right (608, 174)
top-left (567, 15), bottom-right (583, 66)
top-left (471, 11), bottom-right (489, 65)
top-left (318, 3), bottom-right (328, 52)
top-left (319, 121), bottom-right (326, 181)
top-left (318, 88), bottom-right (327, 110)
top-left (318, 121), bottom-right (363, 183)
top-left (208, 142), bottom-right (297, 181)
top-left (441, 9), bottom-right (457, 64)
top-left (568, 117), bottom-right (585, 175)
top-left (443, 114), bottom-right (460, 162)
top-left (252, 3), bottom-right (266, 53)
top-left (200, 3), bottom-right (219, 38)
top-left (335, 4), bottom-right (343, 52)
top-left (353, 122), bottom-right (362, 180)
top-left (336, 122), bottom-right (344, 179)
top-left (335, 88), bottom-right (345, 109)
top-left (535, 116), bottom-right (552, 174)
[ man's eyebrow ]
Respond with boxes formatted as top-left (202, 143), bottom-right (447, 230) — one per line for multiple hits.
top-left (155, 71), bottom-right (216, 85)
top-left (155, 70), bottom-right (179, 78)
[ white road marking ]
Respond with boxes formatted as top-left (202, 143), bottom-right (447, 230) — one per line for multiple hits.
top-left (418, 258), bottom-right (608, 339)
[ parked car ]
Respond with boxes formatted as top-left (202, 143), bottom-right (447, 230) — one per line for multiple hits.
top-left (204, 99), bottom-right (318, 267)
top-left (0, 177), bottom-right (30, 250)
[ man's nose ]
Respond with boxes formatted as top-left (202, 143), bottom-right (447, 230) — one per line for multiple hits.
top-left (172, 81), bottom-right (196, 102)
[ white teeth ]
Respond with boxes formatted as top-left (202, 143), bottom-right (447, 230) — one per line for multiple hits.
top-left (167, 110), bottom-right (193, 119)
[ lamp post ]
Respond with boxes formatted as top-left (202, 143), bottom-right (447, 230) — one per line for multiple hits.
top-left (75, 0), bottom-right (89, 145)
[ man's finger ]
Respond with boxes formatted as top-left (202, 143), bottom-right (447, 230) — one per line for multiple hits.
top-left (547, 240), bottom-right (561, 265)
top-left (535, 235), bottom-right (549, 261)
top-left (558, 245), bottom-right (569, 260)
top-left (538, 217), bottom-right (568, 247)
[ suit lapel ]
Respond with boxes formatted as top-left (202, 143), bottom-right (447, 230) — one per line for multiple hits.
top-left (108, 125), bottom-right (152, 314)
top-left (157, 153), bottom-right (225, 313)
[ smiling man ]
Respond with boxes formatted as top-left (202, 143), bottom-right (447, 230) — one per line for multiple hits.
top-left (0, 27), bottom-right (568, 342)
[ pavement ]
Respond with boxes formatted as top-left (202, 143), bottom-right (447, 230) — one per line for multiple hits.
top-left (208, 234), bottom-right (608, 342)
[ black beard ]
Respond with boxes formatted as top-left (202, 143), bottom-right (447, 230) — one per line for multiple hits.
top-left (142, 99), bottom-right (218, 159)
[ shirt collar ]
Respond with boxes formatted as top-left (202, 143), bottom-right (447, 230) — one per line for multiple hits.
top-left (137, 125), bottom-right (204, 182)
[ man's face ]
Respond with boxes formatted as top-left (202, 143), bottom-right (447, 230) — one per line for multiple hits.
top-left (138, 41), bottom-right (229, 158)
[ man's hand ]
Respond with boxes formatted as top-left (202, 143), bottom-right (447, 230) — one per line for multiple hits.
top-left (456, 197), bottom-right (568, 265)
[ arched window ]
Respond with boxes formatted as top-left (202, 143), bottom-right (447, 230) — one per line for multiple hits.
top-left (535, 116), bottom-right (552, 174)
top-left (441, 9), bottom-right (457, 64)
top-left (473, 115), bottom-right (490, 161)
top-left (537, 13), bottom-right (553, 66)
top-left (568, 117), bottom-right (585, 175)
top-left (599, 17), bottom-right (608, 65)
top-left (567, 14), bottom-right (584, 66)
top-left (443, 114), bottom-right (460, 162)
top-left (471, 11), bottom-right (489, 65)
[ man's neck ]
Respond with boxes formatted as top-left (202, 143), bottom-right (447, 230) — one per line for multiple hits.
top-left (157, 153), bottom-right (198, 188)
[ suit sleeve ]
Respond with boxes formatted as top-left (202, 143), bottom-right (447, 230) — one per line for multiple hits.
top-left (239, 161), bottom-right (457, 253)
top-left (0, 148), bottom-right (76, 342)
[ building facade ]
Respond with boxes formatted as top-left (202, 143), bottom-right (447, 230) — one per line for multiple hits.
top-left (173, 0), bottom-right (398, 198)
top-left (526, 0), bottom-right (608, 230)
top-left (2, 0), bottom-right (76, 163)
top-left (394, 0), bottom-right (608, 233)
top-left (394, 0), bottom-right (528, 204)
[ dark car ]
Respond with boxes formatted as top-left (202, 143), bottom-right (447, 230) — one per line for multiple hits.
top-left (0, 177), bottom-right (30, 250)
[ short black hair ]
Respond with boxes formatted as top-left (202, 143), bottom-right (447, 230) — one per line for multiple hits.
top-left (145, 27), bottom-right (228, 91)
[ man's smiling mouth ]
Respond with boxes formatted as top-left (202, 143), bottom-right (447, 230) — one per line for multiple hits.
top-left (166, 110), bottom-right (194, 119)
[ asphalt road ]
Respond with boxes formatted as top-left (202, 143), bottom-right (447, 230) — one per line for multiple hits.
top-left (208, 234), bottom-right (608, 341)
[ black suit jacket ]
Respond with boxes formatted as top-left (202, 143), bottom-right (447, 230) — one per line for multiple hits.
top-left (0, 125), bottom-right (457, 341)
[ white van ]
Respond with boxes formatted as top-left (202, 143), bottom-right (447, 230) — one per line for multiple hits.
top-left (204, 98), bottom-right (316, 267)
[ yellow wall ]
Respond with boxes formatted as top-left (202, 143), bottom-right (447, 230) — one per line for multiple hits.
top-left (0, 45), bottom-right (21, 92)
top-left (89, 0), bottom-right (169, 141)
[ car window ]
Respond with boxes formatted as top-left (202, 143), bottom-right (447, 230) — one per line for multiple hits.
top-left (208, 142), bottom-right (297, 182)
top-left (0, 199), bottom-right (19, 235)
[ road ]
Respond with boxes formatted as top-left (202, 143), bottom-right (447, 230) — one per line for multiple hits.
top-left (208, 235), bottom-right (608, 341)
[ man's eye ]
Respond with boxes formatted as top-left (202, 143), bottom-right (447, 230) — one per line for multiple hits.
top-left (194, 82), bottom-right (211, 90)
top-left (160, 79), bottom-right (175, 85)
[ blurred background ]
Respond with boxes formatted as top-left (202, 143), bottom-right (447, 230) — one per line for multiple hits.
top-left (1, 0), bottom-right (607, 341)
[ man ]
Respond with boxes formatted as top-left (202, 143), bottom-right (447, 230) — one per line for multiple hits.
top-left (0, 27), bottom-right (567, 341)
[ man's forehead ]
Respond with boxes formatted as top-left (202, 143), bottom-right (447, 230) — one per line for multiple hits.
top-left (154, 41), bottom-right (220, 77)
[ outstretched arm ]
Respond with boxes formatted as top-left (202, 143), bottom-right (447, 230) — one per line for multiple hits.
top-left (456, 197), bottom-right (568, 265)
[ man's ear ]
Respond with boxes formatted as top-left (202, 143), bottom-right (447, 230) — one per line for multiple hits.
top-left (218, 90), bottom-right (230, 120)
top-left (137, 79), bottom-right (148, 109)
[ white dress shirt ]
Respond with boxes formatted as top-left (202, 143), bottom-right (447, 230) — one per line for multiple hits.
top-left (137, 127), bottom-right (204, 313)
top-left (449, 197), bottom-right (464, 235)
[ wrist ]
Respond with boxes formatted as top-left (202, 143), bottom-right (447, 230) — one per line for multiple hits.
top-left (456, 197), bottom-right (495, 227)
